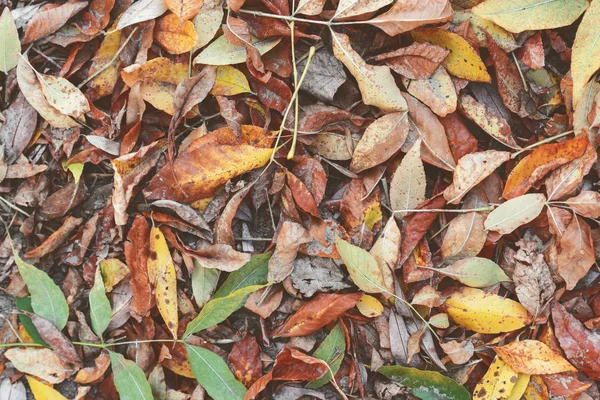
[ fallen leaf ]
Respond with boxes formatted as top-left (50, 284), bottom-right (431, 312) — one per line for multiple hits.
top-left (503, 136), bottom-right (588, 199)
top-left (378, 365), bottom-right (470, 400)
top-left (458, 93), bottom-right (517, 149)
top-left (116, 0), bottom-right (167, 30)
top-left (356, 294), bottom-right (384, 317)
top-left (443, 287), bottom-right (532, 333)
top-left (148, 226), bottom-right (178, 339)
top-left (444, 150), bottom-right (510, 204)
top-left (484, 193), bottom-right (546, 235)
top-left (194, 0), bottom-right (223, 48)
top-left (124, 215), bottom-right (153, 319)
top-left (154, 13), bottom-right (197, 54)
top-left (545, 144), bottom-right (597, 200)
top-left (5, 348), bottom-right (75, 383)
top-left (374, 42), bottom-right (450, 80)
top-left (275, 292), bottom-right (361, 337)
top-left (349, 111), bottom-right (409, 173)
top-left (23, 0), bottom-right (88, 44)
top-left (163, 0), bottom-right (203, 21)
top-left (473, 356), bottom-right (519, 400)
top-left (0, 7), bottom-right (20, 73)
top-left (412, 28), bottom-right (491, 82)
top-left (194, 35), bottom-right (280, 66)
top-left (554, 214), bottom-right (595, 290)
top-left (441, 212), bottom-right (487, 261)
top-left (572, 0), bottom-right (600, 106)
top-left (75, 351), bottom-right (111, 384)
top-left (390, 139), bottom-right (426, 218)
top-left (297, 47), bottom-right (347, 102)
top-left (24, 216), bottom-right (83, 259)
top-left (440, 340), bottom-right (474, 365)
top-left (517, 32), bottom-right (545, 70)
top-left (367, 0), bottom-right (453, 36)
top-left (437, 257), bottom-right (510, 288)
top-left (26, 376), bottom-right (67, 400)
top-left (268, 221), bottom-right (312, 283)
top-left (211, 65), bottom-right (251, 96)
top-left (495, 340), bottom-right (576, 375)
top-left (369, 218), bottom-right (400, 292)
top-left (563, 191), bottom-right (600, 218)
top-left (487, 33), bottom-right (524, 114)
top-left (472, 0), bottom-right (588, 33)
top-left (453, 10), bottom-right (519, 52)
top-left (109, 350), bottom-right (154, 400)
top-left (307, 322), bottom-right (345, 388)
top-left (331, 31), bottom-right (407, 112)
top-left (403, 66), bottom-right (457, 117)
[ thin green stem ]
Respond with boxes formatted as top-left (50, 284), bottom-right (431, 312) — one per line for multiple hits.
top-left (0, 342), bottom-right (44, 348)
top-left (511, 130), bottom-right (574, 159)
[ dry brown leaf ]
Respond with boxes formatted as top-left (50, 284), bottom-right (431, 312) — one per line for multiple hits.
top-left (373, 42), bottom-right (450, 80)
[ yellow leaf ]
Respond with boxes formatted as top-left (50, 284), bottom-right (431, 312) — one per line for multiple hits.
top-left (473, 356), bottom-right (518, 400)
top-left (453, 11), bottom-right (519, 52)
top-left (472, 0), bottom-right (588, 34)
top-left (572, 0), bottom-right (600, 106)
top-left (87, 21), bottom-right (122, 99)
top-left (443, 287), bottom-right (532, 333)
top-left (154, 13), bottom-right (197, 55)
top-left (122, 57), bottom-right (188, 87)
top-left (356, 294), bottom-right (383, 318)
top-left (210, 65), bottom-right (251, 96)
top-left (331, 31), bottom-right (407, 112)
top-left (64, 162), bottom-right (84, 184)
top-left (495, 340), bottom-right (576, 375)
top-left (507, 374), bottom-right (530, 400)
top-left (26, 376), bottom-right (67, 400)
top-left (412, 28), bottom-right (491, 83)
top-left (523, 375), bottom-right (550, 400)
top-left (148, 226), bottom-right (178, 339)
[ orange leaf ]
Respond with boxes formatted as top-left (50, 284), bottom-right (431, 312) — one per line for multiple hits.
top-left (503, 136), bottom-right (589, 199)
top-left (495, 340), bottom-right (576, 375)
top-left (154, 13), bottom-right (197, 54)
top-left (163, 0), bottom-right (203, 21)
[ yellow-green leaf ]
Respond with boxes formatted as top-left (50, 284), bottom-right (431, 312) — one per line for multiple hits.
top-left (443, 287), bottom-right (532, 333)
top-left (148, 226), bottom-right (178, 339)
top-left (412, 28), bottom-right (491, 82)
top-left (472, 0), bottom-right (588, 33)
top-left (89, 267), bottom-right (111, 338)
top-left (210, 65), bottom-right (251, 96)
top-left (194, 35), bottom-right (281, 66)
top-left (572, 0), bottom-right (600, 105)
top-left (0, 7), bottom-right (20, 73)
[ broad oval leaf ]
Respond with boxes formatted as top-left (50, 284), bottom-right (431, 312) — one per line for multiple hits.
top-left (184, 284), bottom-right (266, 337)
top-left (438, 257), bottom-right (510, 288)
top-left (109, 350), bottom-right (154, 400)
top-left (194, 35), bottom-right (281, 66)
top-left (331, 31), bottom-right (407, 112)
top-left (186, 344), bottom-right (247, 400)
top-left (14, 252), bottom-right (69, 330)
top-left (403, 66), bottom-right (457, 117)
top-left (378, 365), bottom-right (470, 400)
top-left (154, 13), bottom-right (197, 55)
top-left (441, 212), bottom-right (487, 261)
top-left (194, 0), bottom-right (223, 49)
top-left (211, 65), bottom-right (251, 96)
top-left (472, 0), bottom-right (588, 33)
top-left (443, 287), bottom-right (532, 333)
top-left (116, 0), bottom-right (168, 30)
top-left (571, 0), bottom-right (600, 105)
top-left (495, 340), bottom-right (577, 374)
top-left (334, 234), bottom-right (392, 294)
top-left (0, 7), bottom-right (20, 73)
top-left (390, 139), bottom-right (426, 219)
top-left (484, 193), bottom-right (546, 235)
top-left (38, 73), bottom-right (90, 119)
top-left (89, 267), bottom-right (112, 338)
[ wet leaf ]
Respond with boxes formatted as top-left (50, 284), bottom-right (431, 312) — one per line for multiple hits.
top-left (443, 287), bottom-right (532, 333)
top-left (472, 0), bottom-right (588, 33)
top-left (186, 344), bottom-right (247, 400)
top-left (495, 340), bottom-right (576, 374)
top-left (378, 365), bottom-right (470, 400)
top-left (484, 193), bottom-right (546, 235)
top-left (437, 257), bottom-right (510, 287)
top-left (275, 292), bottom-right (361, 337)
top-left (331, 31), bottom-right (407, 112)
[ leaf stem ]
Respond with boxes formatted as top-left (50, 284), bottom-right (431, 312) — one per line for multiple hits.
top-left (511, 130), bottom-right (574, 159)
top-left (236, 8), bottom-right (332, 26)
top-left (392, 206), bottom-right (495, 215)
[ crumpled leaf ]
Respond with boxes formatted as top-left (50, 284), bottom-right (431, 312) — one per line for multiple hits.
top-left (443, 287), bottom-right (532, 333)
top-left (495, 340), bottom-right (576, 375)
top-left (331, 31), bottom-right (407, 112)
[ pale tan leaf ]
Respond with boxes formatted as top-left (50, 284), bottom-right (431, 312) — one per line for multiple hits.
top-left (484, 194), bottom-right (546, 235)
top-left (563, 191), bottom-right (600, 218)
top-left (367, 0), bottom-right (453, 36)
top-left (390, 139), bottom-right (426, 219)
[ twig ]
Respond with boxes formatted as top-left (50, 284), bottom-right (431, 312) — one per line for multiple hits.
top-left (511, 130), bottom-right (574, 159)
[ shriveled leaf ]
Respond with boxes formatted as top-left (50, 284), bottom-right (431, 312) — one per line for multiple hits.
top-left (335, 234), bottom-right (392, 294)
top-left (484, 193), bottom-right (546, 235)
top-left (495, 340), bottom-right (576, 374)
top-left (472, 0), bottom-right (588, 33)
top-left (350, 111), bottom-right (409, 173)
top-left (186, 344), bottom-right (247, 400)
top-left (503, 136), bottom-right (588, 199)
top-left (444, 150), bottom-right (510, 204)
top-left (367, 0), bottom-right (453, 36)
top-left (378, 365), bottom-right (470, 400)
top-left (116, 0), bottom-right (167, 30)
top-left (275, 293), bottom-right (361, 337)
top-left (0, 8), bottom-right (20, 73)
top-left (412, 28), bottom-right (491, 82)
top-left (331, 31), bottom-right (407, 112)
top-left (14, 252), bottom-right (69, 330)
top-left (390, 139), bottom-right (426, 218)
top-left (437, 257), bottom-right (510, 287)
top-left (194, 35), bottom-right (280, 65)
top-left (148, 226), bottom-right (178, 338)
top-left (443, 287), bottom-right (532, 333)
top-left (109, 350), bottom-right (154, 400)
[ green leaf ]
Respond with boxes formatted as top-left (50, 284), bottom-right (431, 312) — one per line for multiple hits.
top-left (89, 267), bottom-right (112, 337)
top-left (0, 7), bottom-right (20, 73)
top-left (15, 297), bottom-right (48, 346)
top-left (472, 0), bottom-right (588, 33)
top-left (186, 344), bottom-right (247, 400)
top-left (109, 350), bottom-right (154, 400)
top-left (184, 284), bottom-right (266, 338)
top-left (194, 35), bottom-right (281, 66)
top-left (307, 322), bottom-right (345, 388)
top-left (191, 259), bottom-right (220, 308)
top-left (378, 365), bottom-right (470, 400)
top-left (437, 257), bottom-right (511, 288)
top-left (334, 235), bottom-right (388, 294)
top-left (213, 252), bottom-right (271, 298)
top-left (14, 253), bottom-right (69, 330)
